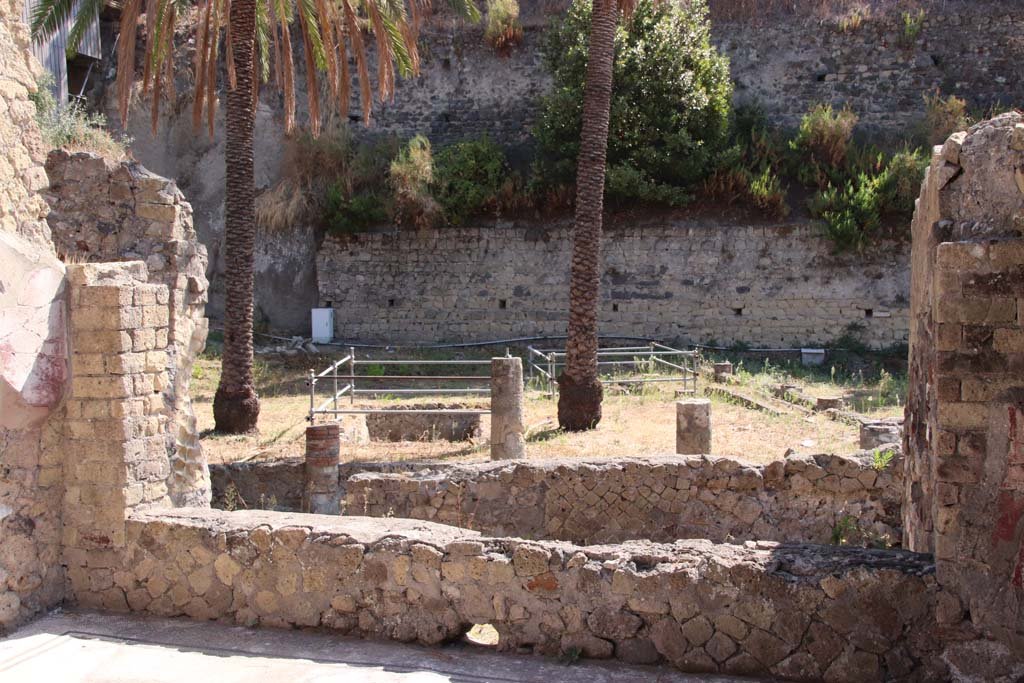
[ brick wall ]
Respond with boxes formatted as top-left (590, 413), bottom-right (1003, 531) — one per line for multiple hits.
top-left (61, 262), bottom-right (175, 611)
top-left (903, 113), bottom-right (1024, 664)
top-left (318, 219), bottom-right (909, 347)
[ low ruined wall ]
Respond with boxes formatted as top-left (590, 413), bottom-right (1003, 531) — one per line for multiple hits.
top-left (210, 453), bottom-right (903, 546)
top-left (345, 454), bottom-right (903, 546)
top-left (318, 220), bottom-right (908, 348)
top-left (109, 507), bottom-right (944, 681)
top-left (44, 151), bottom-right (211, 506)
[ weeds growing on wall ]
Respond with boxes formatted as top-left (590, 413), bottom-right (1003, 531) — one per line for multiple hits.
top-left (899, 8), bottom-right (925, 47)
top-left (390, 135), bottom-right (442, 229)
top-left (30, 72), bottom-right (130, 159)
top-left (921, 90), bottom-right (970, 146)
top-left (484, 0), bottom-right (523, 54)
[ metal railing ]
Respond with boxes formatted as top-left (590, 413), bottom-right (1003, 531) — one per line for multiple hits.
top-left (307, 347), bottom-right (492, 423)
top-left (526, 341), bottom-right (698, 399)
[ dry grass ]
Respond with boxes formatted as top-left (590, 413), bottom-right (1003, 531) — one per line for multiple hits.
top-left (193, 354), bottom-right (868, 466)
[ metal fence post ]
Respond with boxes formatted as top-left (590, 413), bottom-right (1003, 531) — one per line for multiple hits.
top-left (349, 346), bottom-right (356, 404)
top-left (308, 368), bottom-right (316, 423)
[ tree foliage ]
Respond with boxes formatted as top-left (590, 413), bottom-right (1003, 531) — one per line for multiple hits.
top-left (533, 0), bottom-right (732, 206)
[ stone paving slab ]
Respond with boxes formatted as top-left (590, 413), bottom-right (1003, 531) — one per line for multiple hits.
top-left (0, 610), bottom-right (751, 682)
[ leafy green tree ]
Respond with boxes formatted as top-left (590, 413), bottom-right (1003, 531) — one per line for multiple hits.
top-left (534, 0), bottom-right (732, 207)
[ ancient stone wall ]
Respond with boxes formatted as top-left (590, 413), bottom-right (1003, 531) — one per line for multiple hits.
top-left (107, 0), bottom-right (1023, 334)
top-left (367, 0), bottom-right (1024, 147)
top-left (345, 454), bottom-right (903, 546)
top-left (60, 262), bottom-right (175, 611)
top-left (44, 151), bottom-right (211, 506)
top-left (903, 113), bottom-right (1024, 665)
top-left (209, 453), bottom-right (903, 546)
top-left (114, 507), bottom-right (944, 681)
top-left (318, 219), bottom-right (908, 347)
top-left (0, 0), bottom-right (67, 632)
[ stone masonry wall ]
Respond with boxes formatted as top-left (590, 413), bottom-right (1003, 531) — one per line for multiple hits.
top-left (345, 453), bottom-right (903, 546)
top-left (44, 151), bottom-right (211, 506)
top-left (113, 507), bottom-right (946, 681)
top-left (318, 219), bottom-right (908, 347)
top-left (903, 113), bottom-right (1024, 665)
top-left (61, 262), bottom-right (175, 612)
top-left (365, 0), bottom-right (1024, 148)
top-left (0, 0), bottom-right (66, 632)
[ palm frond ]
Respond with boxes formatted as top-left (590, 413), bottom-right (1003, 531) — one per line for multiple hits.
top-left (115, 0), bottom-right (141, 124)
top-left (296, 0), bottom-right (322, 136)
top-left (442, 0), bottom-right (480, 23)
top-left (30, 0), bottom-right (75, 43)
top-left (64, 0), bottom-right (102, 57)
top-left (192, 0), bottom-right (213, 129)
top-left (340, 0), bottom-right (371, 123)
top-left (255, 0), bottom-right (271, 84)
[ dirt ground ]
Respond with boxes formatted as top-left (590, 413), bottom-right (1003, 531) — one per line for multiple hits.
top-left (193, 349), bottom-right (901, 467)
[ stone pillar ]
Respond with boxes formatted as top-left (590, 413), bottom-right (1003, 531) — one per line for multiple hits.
top-left (304, 424), bottom-right (340, 514)
top-left (61, 262), bottom-right (174, 610)
top-left (490, 357), bottom-right (525, 460)
top-left (676, 399), bottom-right (711, 455)
top-left (712, 361), bottom-right (733, 382)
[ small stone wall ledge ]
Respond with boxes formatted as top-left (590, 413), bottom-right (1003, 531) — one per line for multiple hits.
top-left (114, 507), bottom-right (945, 680)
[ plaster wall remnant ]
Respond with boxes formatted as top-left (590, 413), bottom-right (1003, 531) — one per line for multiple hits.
top-left (0, 0), bottom-right (66, 632)
top-left (44, 150), bottom-right (211, 507)
top-left (903, 112), bottom-right (1024, 664)
top-left (318, 220), bottom-right (909, 348)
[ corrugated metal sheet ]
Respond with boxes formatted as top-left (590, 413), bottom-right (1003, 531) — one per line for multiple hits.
top-left (22, 0), bottom-right (102, 105)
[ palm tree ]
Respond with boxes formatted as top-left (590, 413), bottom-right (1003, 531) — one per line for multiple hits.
top-left (557, 0), bottom-right (634, 431)
top-left (33, 0), bottom-right (479, 433)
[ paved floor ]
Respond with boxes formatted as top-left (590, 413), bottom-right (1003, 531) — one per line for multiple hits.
top-left (0, 610), bottom-right (749, 682)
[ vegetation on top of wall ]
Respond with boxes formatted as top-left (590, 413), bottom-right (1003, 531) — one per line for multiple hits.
top-left (484, 0), bottom-right (523, 54)
top-left (532, 0), bottom-right (732, 208)
top-left (29, 72), bottom-right (130, 160)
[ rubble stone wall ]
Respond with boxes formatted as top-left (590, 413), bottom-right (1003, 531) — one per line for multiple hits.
top-left (0, 0), bottom-right (66, 632)
top-left (345, 454), bottom-right (903, 546)
top-left (903, 113), bottom-right (1024, 662)
top-left (44, 151), bottom-right (211, 506)
top-left (111, 507), bottom-right (945, 682)
top-left (318, 220), bottom-right (909, 347)
top-left (365, 0), bottom-right (1024, 148)
top-left (209, 452), bottom-right (904, 546)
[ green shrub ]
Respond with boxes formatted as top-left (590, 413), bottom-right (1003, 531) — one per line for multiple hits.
top-left (899, 8), bottom-right (925, 47)
top-left (323, 185), bottom-right (388, 235)
top-left (876, 148), bottom-right (928, 215)
top-left (922, 90), bottom-right (970, 145)
top-left (390, 135), bottom-right (442, 229)
top-left (533, 0), bottom-right (731, 206)
top-left (432, 137), bottom-right (509, 224)
top-left (485, 0), bottom-right (523, 53)
top-left (703, 105), bottom-right (789, 217)
top-left (790, 104), bottom-right (858, 186)
top-left (30, 71), bottom-right (129, 159)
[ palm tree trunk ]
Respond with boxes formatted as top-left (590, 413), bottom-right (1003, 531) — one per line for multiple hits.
top-left (557, 0), bottom-right (618, 431)
top-left (213, 0), bottom-right (260, 433)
